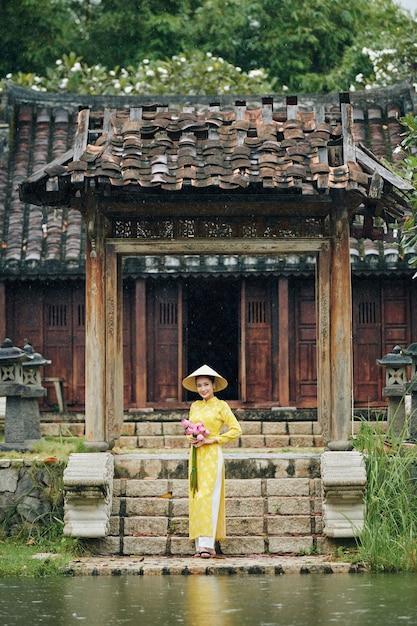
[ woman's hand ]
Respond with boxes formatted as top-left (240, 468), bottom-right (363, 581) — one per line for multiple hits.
top-left (191, 437), bottom-right (217, 447)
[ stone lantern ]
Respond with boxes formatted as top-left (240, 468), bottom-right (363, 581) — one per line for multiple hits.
top-left (376, 345), bottom-right (411, 437)
top-left (0, 337), bottom-right (29, 386)
top-left (0, 338), bottom-right (50, 450)
top-left (401, 342), bottom-right (417, 440)
top-left (22, 343), bottom-right (51, 442)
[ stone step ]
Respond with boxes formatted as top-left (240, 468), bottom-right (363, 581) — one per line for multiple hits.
top-left (39, 409), bottom-right (325, 449)
top-left (88, 452), bottom-right (330, 557)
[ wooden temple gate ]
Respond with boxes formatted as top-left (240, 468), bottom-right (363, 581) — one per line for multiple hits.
top-left (19, 94), bottom-right (411, 451)
top-left (83, 197), bottom-right (351, 450)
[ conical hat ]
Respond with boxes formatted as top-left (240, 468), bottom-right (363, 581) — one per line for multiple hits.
top-left (182, 364), bottom-right (228, 392)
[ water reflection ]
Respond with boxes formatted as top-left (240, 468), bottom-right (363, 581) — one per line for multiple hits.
top-left (1, 573), bottom-right (417, 625)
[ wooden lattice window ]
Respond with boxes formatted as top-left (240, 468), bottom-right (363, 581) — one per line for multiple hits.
top-left (48, 304), bottom-right (67, 326)
top-left (159, 301), bottom-right (178, 325)
top-left (247, 300), bottom-right (267, 324)
top-left (77, 303), bottom-right (85, 327)
top-left (358, 301), bottom-right (376, 325)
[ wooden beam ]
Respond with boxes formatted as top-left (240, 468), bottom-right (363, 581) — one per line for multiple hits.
top-left (108, 238), bottom-right (327, 257)
top-left (98, 194), bottom-right (332, 218)
top-left (72, 109), bottom-right (90, 184)
top-left (341, 102), bottom-right (356, 165)
top-left (356, 145), bottom-right (414, 191)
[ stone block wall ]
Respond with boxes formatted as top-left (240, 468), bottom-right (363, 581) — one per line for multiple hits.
top-left (88, 452), bottom-right (329, 557)
top-left (0, 458), bottom-right (65, 533)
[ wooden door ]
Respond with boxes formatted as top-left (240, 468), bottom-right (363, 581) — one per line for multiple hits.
top-left (6, 282), bottom-right (43, 349)
top-left (43, 284), bottom-right (74, 406)
top-left (382, 279), bottom-right (410, 355)
top-left (71, 284), bottom-right (86, 406)
top-left (123, 282), bottom-right (133, 406)
top-left (352, 280), bottom-right (382, 405)
top-left (352, 279), bottom-right (411, 406)
top-left (147, 280), bottom-right (179, 402)
top-left (243, 279), bottom-right (272, 402)
top-left (292, 281), bottom-right (317, 407)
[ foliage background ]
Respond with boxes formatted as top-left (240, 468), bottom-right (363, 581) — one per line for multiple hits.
top-left (1, 0), bottom-right (416, 95)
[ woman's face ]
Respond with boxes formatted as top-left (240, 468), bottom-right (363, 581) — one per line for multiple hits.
top-left (196, 376), bottom-right (214, 401)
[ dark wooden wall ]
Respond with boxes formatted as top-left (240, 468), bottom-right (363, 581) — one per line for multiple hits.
top-left (4, 274), bottom-right (417, 410)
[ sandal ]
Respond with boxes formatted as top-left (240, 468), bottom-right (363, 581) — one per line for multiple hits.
top-left (199, 550), bottom-right (213, 559)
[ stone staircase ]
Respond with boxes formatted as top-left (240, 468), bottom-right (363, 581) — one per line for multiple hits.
top-left (52, 409), bottom-right (364, 557)
top-left (40, 408), bottom-right (324, 450)
top-left (86, 450), bottom-right (333, 557)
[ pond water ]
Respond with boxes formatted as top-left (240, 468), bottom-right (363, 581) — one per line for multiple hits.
top-left (1, 573), bottom-right (416, 626)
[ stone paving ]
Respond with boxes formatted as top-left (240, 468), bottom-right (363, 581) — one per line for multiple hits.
top-left (65, 554), bottom-right (364, 576)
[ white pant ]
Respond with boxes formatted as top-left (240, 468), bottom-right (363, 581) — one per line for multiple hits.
top-left (195, 447), bottom-right (223, 552)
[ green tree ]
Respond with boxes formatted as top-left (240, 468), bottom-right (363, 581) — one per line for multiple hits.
top-left (0, 0), bottom-right (75, 76)
top-left (73, 0), bottom-right (190, 68)
top-left (185, 0), bottom-right (416, 92)
top-left (1, 0), bottom-right (416, 95)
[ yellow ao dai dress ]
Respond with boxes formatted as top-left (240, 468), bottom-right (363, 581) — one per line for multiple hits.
top-left (188, 396), bottom-right (242, 541)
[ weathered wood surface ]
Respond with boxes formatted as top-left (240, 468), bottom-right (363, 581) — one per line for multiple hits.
top-left (85, 201), bottom-right (106, 447)
top-left (105, 243), bottom-right (123, 444)
top-left (328, 190), bottom-right (353, 447)
top-left (109, 238), bottom-right (327, 256)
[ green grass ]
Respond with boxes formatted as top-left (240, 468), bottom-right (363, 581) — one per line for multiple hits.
top-left (0, 432), bottom-right (90, 576)
top-left (353, 416), bottom-right (417, 572)
top-left (0, 536), bottom-right (81, 577)
top-left (0, 434), bottom-right (88, 461)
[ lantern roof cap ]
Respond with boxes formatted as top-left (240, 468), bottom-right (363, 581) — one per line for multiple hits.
top-left (402, 342), bottom-right (417, 357)
top-left (22, 343), bottom-right (51, 367)
top-left (376, 345), bottom-right (412, 366)
top-left (0, 338), bottom-right (32, 363)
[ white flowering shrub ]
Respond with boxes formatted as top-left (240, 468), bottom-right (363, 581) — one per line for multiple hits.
top-left (1, 51), bottom-right (274, 96)
top-left (349, 18), bottom-right (417, 91)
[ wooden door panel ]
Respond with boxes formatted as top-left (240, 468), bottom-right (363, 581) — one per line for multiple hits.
top-left (383, 283), bottom-right (409, 352)
top-left (43, 287), bottom-right (73, 406)
top-left (352, 280), bottom-right (381, 405)
top-left (123, 287), bottom-right (133, 406)
top-left (148, 282), bottom-right (179, 402)
top-left (72, 286), bottom-right (85, 406)
top-left (245, 281), bottom-right (272, 401)
top-left (385, 300), bottom-right (407, 325)
top-left (7, 286), bottom-right (43, 347)
top-left (293, 282), bottom-right (317, 407)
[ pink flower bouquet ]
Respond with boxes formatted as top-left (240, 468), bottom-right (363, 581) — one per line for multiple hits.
top-left (181, 418), bottom-right (210, 494)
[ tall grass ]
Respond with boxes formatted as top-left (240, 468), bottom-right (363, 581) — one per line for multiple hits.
top-left (354, 416), bottom-right (417, 572)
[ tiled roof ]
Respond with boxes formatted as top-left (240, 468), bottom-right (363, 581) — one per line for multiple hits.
top-left (0, 82), bottom-right (415, 278)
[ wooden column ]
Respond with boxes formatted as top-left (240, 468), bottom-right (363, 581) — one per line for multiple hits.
top-left (328, 189), bottom-right (353, 449)
top-left (105, 242), bottom-right (123, 445)
top-left (84, 201), bottom-right (107, 449)
top-left (134, 278), bottom-right (147, 407)
top-left (316, 241), bottom-right (331, 444)
top-left (278, 277), bottom-right (290, 406)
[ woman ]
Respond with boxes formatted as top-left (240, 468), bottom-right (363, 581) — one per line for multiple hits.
top-left (182, 364), bottom-right (242, 558)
